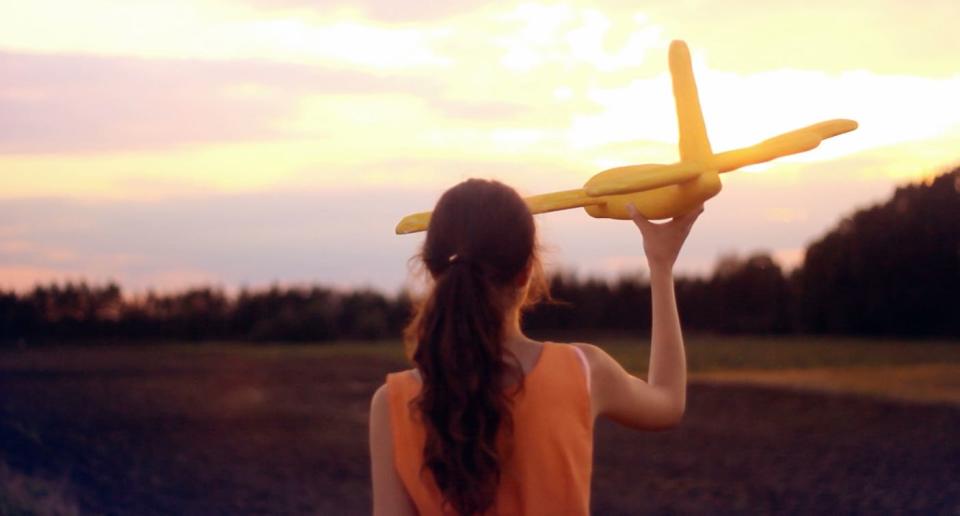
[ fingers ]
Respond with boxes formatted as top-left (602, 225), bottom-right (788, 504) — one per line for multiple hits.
top-left (628, 202), bottom-right (704, 231)
top-left (671, 204), bottom-right (705, 229)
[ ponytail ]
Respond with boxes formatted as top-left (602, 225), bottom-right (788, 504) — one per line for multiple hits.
top-left (410, 257), bottom-right (510, 514)
top-left (402, 178), bottom-right (549, 515)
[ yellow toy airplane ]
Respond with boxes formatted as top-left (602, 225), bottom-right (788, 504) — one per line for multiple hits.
top-left (395, 40), bottom-right (857, 235)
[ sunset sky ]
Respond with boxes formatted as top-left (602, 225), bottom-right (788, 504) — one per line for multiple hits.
top-left (2, 0), bottom-right (959, 295)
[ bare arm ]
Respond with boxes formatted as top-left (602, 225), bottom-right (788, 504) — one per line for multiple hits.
top-left (646, 258), bottom-right (686, 419)
top-left (578, 203), bottom-right (702, 430)
top-left (369, 384), bottom-right (417, 516)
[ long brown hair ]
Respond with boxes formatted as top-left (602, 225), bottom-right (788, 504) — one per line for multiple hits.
top-left (403, 178), bottom-right (552, 515)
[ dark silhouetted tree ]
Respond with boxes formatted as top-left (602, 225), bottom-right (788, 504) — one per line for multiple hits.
top-left (798, 167), bottom-right (960, 336)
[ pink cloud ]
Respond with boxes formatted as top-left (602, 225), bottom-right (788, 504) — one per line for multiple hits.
top-left (0, 51), bottom-right (540, 154)
top-left (0, 52), bottom-right (444, 154)
top-left (240, 0), bottom-right (489, 22)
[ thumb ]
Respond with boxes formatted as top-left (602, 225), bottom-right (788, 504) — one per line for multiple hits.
top-left (626, 203), bottom-right (651, 227)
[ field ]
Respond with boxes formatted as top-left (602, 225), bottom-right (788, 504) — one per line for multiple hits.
top-left (1, 336), bottom-right (959, 515)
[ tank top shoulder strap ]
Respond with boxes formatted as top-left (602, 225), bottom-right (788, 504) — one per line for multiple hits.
top-left (539, 341), bottom-right (591, 394)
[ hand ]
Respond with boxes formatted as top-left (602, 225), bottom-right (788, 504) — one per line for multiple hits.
top-left (626, 203), bottom-right (704, 270)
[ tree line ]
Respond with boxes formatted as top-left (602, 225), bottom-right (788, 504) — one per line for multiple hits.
top-left (1, 168), bottom-right (956, 346)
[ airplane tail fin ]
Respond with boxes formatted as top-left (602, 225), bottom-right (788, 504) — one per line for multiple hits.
top-left (669, 40), bottom-right (713, 163)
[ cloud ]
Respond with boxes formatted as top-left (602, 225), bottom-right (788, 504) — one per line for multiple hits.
top-left (612, 0), bottom-right (960, 76)
top-left (5, 4), bottom-right (958, 159)
top-left (240, 0), bottom-right (491, 22)
top-left (0, 1), bottom-right (454, 69)
top-left (426, 98), bottom-right (533, 121)
top-left (0, 51), bottom-right (448, 154)
top-left (0, 51), bottom-right (550, 155)
top-left (242, 0), bottom-right (960, 76)
top-left (4, 1), bottom-right (958, 79)
top-left (570, 67), bottom-right (960, 159)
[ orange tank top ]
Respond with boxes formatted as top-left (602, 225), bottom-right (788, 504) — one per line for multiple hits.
top-left (386, 342), bottom-right (594, 515)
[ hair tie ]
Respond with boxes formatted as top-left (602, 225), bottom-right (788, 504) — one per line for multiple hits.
top-left (447, 253), bottom-right (480, 273)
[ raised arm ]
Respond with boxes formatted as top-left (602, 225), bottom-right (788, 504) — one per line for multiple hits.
top-left (577, 203), bottom-right (702, 430)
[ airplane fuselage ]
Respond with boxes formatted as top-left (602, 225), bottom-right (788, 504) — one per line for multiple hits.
top-left (583, 166), bottom-right (721, 220)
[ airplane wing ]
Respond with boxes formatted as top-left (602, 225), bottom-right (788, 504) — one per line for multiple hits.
top-left (395, 188), bottom-right (607, 234)
top-left (584, 162), bottom-right (703, 197)
top-left (712, 119), bottom-right (858, 173)
top-left (395, 211), bottom-right (431, 234)
top-left (670, 40), bottom-right (713, 163)
top-left (525, 188), bottom-right (606, 214)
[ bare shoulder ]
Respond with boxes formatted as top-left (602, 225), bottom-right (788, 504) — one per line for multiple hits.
top-left (369, 377), bottom-right (418, 515)
top-left (369, 382), bottom-right (391, 441)
top-left (571, 341), bottom-right (604, 358)
top-left (571, 342), bottom-right (625, 376)
top-left (370, 368), bottom-right (415, 409)
top-left (371, 368), bottom-right (420, 417)
top-left (570, 342), bottom-right (657, 424)
top-left (371, 382), bottom-right (389, 412)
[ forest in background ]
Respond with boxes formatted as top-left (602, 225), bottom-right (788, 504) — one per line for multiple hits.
top-left (1, 168), bottom-right (957, 346)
